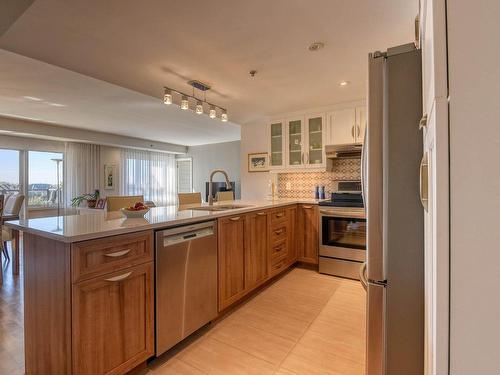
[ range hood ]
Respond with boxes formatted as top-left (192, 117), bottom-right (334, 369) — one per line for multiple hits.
top-left (325, 143), bottom-right (363, 159)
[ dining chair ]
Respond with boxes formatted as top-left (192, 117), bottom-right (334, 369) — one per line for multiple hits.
top-left (216, 190), bottom-right (235, 202)
top-left (2, 194), bottom-right (25, 261)
top-left (106, 195), bottom-right (144, 212)
top-left (178, 192), bottom-right (202, 206)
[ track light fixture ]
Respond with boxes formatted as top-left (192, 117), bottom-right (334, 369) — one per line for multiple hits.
top-left (162, 81), bottom-right (228, 122)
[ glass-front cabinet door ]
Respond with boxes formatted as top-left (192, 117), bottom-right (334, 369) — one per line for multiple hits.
top-left (306, 115), bottom-right (325, 167)
top-left (287, 118), bottom-right (303, 167)
top-left (269, 121), bottom-right (284, 168)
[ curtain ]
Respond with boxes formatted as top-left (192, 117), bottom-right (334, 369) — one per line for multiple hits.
top-left (64, 142), bottom-right (100, 206)
top-left (121, 148), bottom-right (176, 207)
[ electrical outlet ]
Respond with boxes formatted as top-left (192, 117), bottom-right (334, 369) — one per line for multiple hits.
top-left (286, 182), bottom-right (292, 191)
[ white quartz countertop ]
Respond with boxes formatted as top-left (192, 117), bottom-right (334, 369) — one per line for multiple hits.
top-left (5, 199), bottom-right (320, 243)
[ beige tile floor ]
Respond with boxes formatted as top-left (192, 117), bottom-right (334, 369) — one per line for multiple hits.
top-left (0, 244), bottom-right (366, 375)
top-left (148, 268), bottom-right (366, 375)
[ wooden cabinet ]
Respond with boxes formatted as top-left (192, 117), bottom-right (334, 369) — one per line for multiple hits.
top-left (286, 205), bottom-right (298, 265)
top-left (218, 215), bottom-right (247, 310)
top-left (72, 263), bottom-right (154, 375)
top-left (297, 204), bottom-right (319, 264)
top-left (326, 107), bottom-right (366, 145)
top-left (245, 211), bottom-right (269, 290)
top-left (23, 230), bottom-right (155, 375)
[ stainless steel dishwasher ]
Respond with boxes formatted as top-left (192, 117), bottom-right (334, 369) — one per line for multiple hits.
top-left (155, 220), bottom-right (217, 356)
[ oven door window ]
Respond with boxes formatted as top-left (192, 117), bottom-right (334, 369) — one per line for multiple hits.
top-left (322, 217), bottom-right (366, 249)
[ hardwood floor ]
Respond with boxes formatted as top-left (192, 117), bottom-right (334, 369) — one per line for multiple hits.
top-left (0, 243), bottom-right (366, 375)
top-left (0, 244), bottom-right (24, 375)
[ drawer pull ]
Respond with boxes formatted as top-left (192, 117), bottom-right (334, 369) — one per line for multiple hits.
top-left (229, 216), bottom-right (241, 221)
top-left (274, 229), bottom-right (284, 235)
top-left (274, 244), bottom-right (285, 252)
top-left (104, 249), bottom-right (132, 258)
top-left (302, 205), bottom-right (313, 209)
top-left (275, 212), bottom-right (284, 218)
top-left (256, 212), bottom-right (266, 216)
top-left (105, 272), bottom-right (132, 282)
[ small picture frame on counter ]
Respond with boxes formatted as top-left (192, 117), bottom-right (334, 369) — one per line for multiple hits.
top-left (248, 152), bottom-right (269, 172)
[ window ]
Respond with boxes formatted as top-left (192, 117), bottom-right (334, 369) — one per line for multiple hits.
top-left (121, 149), bottom-right (176, 207)
top-left (176, 158), bottom-right (193, 193)
top-left (0, 149), bottom-right (20, 195)
top-left (28, 151), bottom-right (64, 207)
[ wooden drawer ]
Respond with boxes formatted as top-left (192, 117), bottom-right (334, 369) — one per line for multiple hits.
top-left (270, 223), bottom-right (287, 243)
top-left (72, 231), bottom-right (153, 283)
top-left (270, 208), bottom-right (288, 224)
top-left (270, 239), bottom-right (288, 260)
top-left (270, 254), bottom-right (288, 275)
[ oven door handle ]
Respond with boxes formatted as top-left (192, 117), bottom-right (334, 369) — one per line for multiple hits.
top-left (319, 209), bottom-right (365, 219)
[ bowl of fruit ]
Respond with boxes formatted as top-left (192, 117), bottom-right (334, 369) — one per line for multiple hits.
top-left (120, 202), bottom-right (150, 218)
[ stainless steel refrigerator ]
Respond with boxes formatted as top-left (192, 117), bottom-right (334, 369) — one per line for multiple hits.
top-left (360, 43), bottom-right (424, 375)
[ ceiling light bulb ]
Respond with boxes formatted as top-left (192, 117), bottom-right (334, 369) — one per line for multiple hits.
top-left (181, 96), bottom-right (189, 110)
top-left (209, 106), bottom-right (217, 119)
top-left (221, 110), bottom-right (228, 122)
top-left (163, 89), bottom-right (172, 105)
top-left (339, 80), bottom-right (350, 87)
top-left (195, 101), bottom-right (203, 114)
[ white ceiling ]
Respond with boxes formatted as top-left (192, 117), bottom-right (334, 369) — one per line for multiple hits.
top-left (0, 0), bottom-right (418, 146)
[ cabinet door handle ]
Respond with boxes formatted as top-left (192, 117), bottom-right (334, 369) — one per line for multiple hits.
top-left (306, 152), bottom-right (309, 164)
top-left (356, 125), bottom-right (360, 138)
top-left (302, 205), bottom-right (313, 209)
top-left (274, 229), bottom-right (284, 235)
top-left (104, 249), bottom-right (131, 258)
top-left (256, 212), bottom-right (266, 216)
top-left (105, 271), bottom-right (132, 282)
top-left (275, 212), bottom-right (284, 218)
top-left (351, 125), bottom-right (355, 139)
top-left (229, 216), bottom-right (241, 221)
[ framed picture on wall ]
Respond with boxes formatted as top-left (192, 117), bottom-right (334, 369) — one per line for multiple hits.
top-left (248, 152), bottom-right (269, 172)
top-left (104, 164), bottom-right (116, 190)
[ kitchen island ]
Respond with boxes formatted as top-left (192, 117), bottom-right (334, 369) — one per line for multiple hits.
top-left (5, 199), bottom-right (320, 375)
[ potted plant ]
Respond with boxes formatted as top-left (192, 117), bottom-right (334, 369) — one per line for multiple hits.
top-left (71, 189), bottom-right (100, 208)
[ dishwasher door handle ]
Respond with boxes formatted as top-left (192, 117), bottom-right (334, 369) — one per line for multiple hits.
top-left (163, 227), bottom-right (214, 246)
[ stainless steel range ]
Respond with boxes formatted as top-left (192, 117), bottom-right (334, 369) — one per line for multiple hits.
top-left (318, 182), bottom-right (366, 279)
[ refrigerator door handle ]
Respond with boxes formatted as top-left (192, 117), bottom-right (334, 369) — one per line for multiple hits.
top-left (359, 262), bottom-right (368, 291)
top-left (419, 152), bottom-right (429, 212)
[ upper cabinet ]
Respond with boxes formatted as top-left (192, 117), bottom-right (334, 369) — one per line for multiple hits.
top-left (269, 121), bottom-right (285, 169)
top-left (306, 114), bottom-right (326, 167)
top-left (287, 117), bottom-right (304, 168)
top-left (268, 103), bottom-right (364, 171)
top-left (326, 106), bottom-right (366, 145)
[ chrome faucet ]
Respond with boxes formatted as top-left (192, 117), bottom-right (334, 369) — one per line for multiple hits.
top-left (208, 169), bottom-right (232, 205)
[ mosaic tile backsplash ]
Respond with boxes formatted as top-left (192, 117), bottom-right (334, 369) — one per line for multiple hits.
top-left (277, 159), bottom-right (361, 199)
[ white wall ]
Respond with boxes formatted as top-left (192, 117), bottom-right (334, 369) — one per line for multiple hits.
top-left (240, 123), bottom-right (273, 199)
top-left (448, 1), bottom-right (500, 374)
top-left (183, 141), bottom-right (241, 200)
